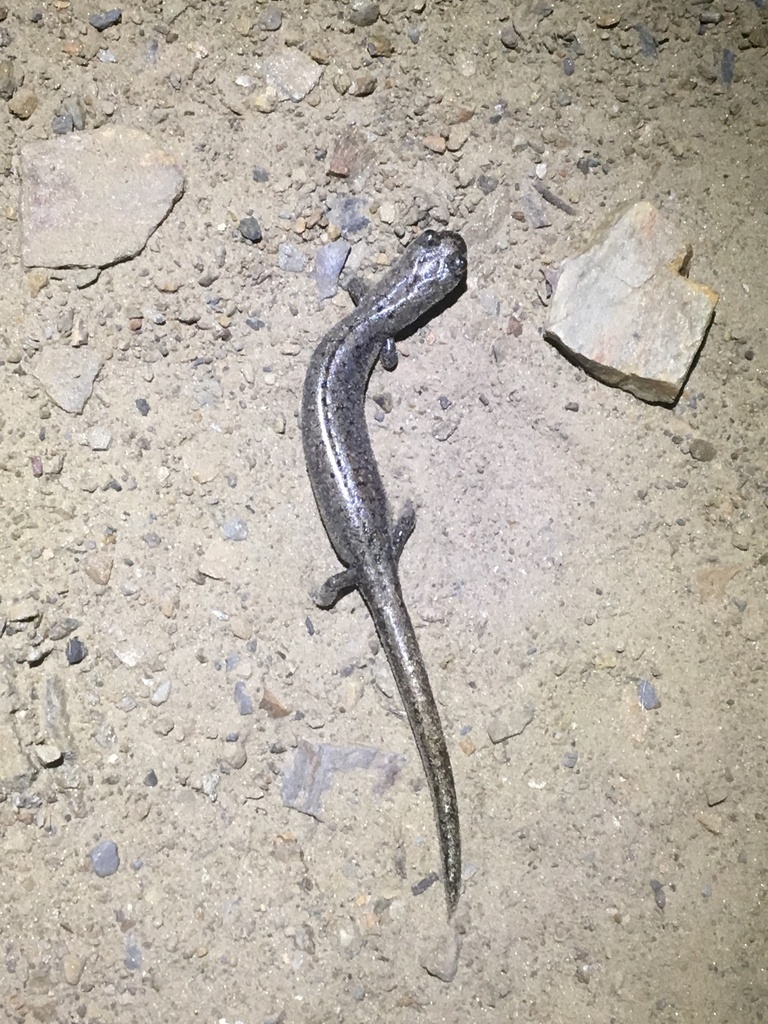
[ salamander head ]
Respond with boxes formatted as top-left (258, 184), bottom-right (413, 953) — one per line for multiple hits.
top-left (406, 229), bottom-right (468, 300)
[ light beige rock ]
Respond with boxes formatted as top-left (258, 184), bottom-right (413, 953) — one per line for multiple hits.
top-left (545, 201), bottom-right (718, 404)
top-left (31, 347), bottom-right (103, 414)
top-left (260, 50), bottom-right (322, 101)
top-left (20, 126), bottom-right (184, 269)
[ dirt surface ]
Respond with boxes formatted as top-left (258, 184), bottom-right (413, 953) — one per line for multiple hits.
top-left (1, 1), bottom-right (767, 1021)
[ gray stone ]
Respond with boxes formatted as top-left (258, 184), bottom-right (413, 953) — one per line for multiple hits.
top-left (486, 704), bottom-right (535, 743)
top-left (34, 742), bottom-right (63, 767)
top-left (89, 9), bottom-right (122, 31)
top-left (150, 679), bottom-right (172, 706)
top-left (31, 346), bottom-right (103, 414)
top-left (260, 50), bottom-right (323, 102)
top-left (348, 1), bottom-right (379, 27)
top-left (420, 928), bottom-right (462, 983)
top-left (259, 4), bottom-right (282, 31)
top-left (689, 438), bottom-right (717, 462)
top-left (282, 740), bottom-right (405, 820)
top-left (20, 127), bottom-right (184, 269)
top-left (89, 839), bottom-right (120, 877)
top-left (315, 240), bottom-right (351, 299)
top-left (545, 202), bottom-right (718, 405)
top-left (278, 241), bottom-right (305, 273)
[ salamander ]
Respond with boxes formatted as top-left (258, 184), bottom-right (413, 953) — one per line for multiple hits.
top-left (301, 229), bottom-right (468, 914)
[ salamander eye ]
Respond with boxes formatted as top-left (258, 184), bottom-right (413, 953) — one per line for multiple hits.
top-left (421, 230), bottom-right (437, 245)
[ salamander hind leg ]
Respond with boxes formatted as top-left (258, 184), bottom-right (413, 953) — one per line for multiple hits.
top-left (391, 500), bottom-right (416, 562)
top-left (311, 567), bottom-right (358, 609)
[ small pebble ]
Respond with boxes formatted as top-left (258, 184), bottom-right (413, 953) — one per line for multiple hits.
top-left (66, 637), bottom-right (88, 665)
top-left (500, 24), bottom-right (520, 49)
top-left (123, 940), bottom-right (142, 970)
top-left (221, 518), bottom-right (248, 541)
top-left (52, 113), bottom-right (74, 134)
top-left (9, 87), bottom-right (38, 120)
top-left (259, 4), bottom-right (282, 31)
top-left (62, 953), bottom-right (85, 985)
top-left (135, 397), bottom-right (150, 417)
top-left (348, 1), bottom-right (379, 27)
top-left (239, 215), bottom-right (262, 242)
top-left (278, 242), bottom-right (305, 273)
top-left (689, 439), bottom-right (716, 462)
top-left (35, 743), bottom-right (63, 767)
top-left (650, 879), bottom-right (666, 910)
top-left (89, 839), bottom-right (120, 877)
top-left (487, 705), bottom-right (535, 743)
top-left (150, 679), bottom-right (172, 706)
top-left (234, 680), bottom-right (254, 715)
top-left (637, 678), bottom-right (661, 710)
top-left (89, 9), bottom-right (122, 31)
top-left (315, 239), bottom-right (351, 300)
top-left (144, 769), bottom-right (158, 787)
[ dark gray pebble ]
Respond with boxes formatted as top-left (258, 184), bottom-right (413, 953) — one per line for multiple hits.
top-left (135, 397), bottom-right (150, 416)
top-left (252, 165), bottom-right (269, 182)
top-left (562, 749), bottom-right (578, 768)
top-left (411, 872), bottom-right (440, 897)
top-left (89, 839), bottom-right (120, 877)
top-left (89, 9), bottom-right (122, 31)
top-left (144, 769), bottom-right (158, 787)
top-left (239, 215), bottom-right (262, 243)
top-left (66, 637), bottom-right (87, 665)
top-left (52, 113), bottom-right (74, 134)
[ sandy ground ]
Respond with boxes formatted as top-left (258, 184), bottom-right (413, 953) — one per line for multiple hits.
top-left (1, 1), bottom-right (767, 1021)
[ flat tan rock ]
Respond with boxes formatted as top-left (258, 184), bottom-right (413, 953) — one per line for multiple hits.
top-left (31, 346), bottom-right (103, 414)
top-left (20, 126), bottom-right (184, 269)
top-left (545, 201), bottom-right (718, 404)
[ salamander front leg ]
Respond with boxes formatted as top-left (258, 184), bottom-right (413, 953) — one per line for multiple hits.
top-left (311, 567), bottom-right (358, 609)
